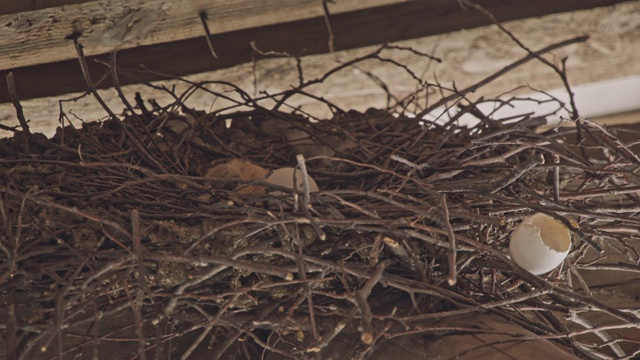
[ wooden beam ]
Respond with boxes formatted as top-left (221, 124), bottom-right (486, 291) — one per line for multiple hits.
top-left (0, 0), bottom-right (406, 69)
top-left (0, 0), bottom-right (89, 15)
top-left (0, 0), bottom-right (634, 103)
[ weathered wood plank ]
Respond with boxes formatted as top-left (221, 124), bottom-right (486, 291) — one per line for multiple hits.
top-left (0, 0), bottom-right (634, 104)
top-left (0, 0), bottom-right (405, 70)
top-left (1, 0), bottom-right (88, 15)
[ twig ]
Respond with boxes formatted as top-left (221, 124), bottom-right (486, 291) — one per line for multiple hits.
top-left (567, 310), bottom-right (626, 358)
top-left (439, 195), bottom-right (457, 286)
top-left (552, 153), bottom-right (561, 202)
top-left (355, 259), bottom-right (392, 344)
top-left (458, 0), bottom-right (582, 120)
top-left (131, 210), bottom-right (150, 295)
top-left (488, 152), bottom-right (545, 193)
top-left (5, 72), bottom-right (30, 135)
top-left (199, 11), bottom-right (219, 59)
top-left (296, 154), bottom-right (313, 208)
top-left (73, 40), bottom-right (119, 120)
top-left (321, 0), bottom-right (336, 53)
top-left (390, 154), bottom-right (431, 170)
top-left (414, 35), bottom-right (589, 119)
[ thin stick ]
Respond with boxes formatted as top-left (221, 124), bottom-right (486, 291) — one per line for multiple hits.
top-left (131, 210), bottom-right (150, 295)
top-left (321, 0), bottom-right (336, 53)
top-left (355, 259), bottom-right (392, 344)
top-left (459, 0), bottom-right (582, 119)
top-left (489, 152), bottom-right (545, 193)
top-left (131, 288), bottom-right (148, 360)
top-left (390, 154), bottom-right (431, 170)
top-left (414, 35), bottom-right (589, 119)
top-left (199, 11), bottom-right (219, 59)
top-left (6, 72), bottom-right (30, 135)
top-left (552, 153), bottom-right (561, 202)
top-left (109, 52), bottom-right (137, 114)
top-left (73, 40), bottom-right (119, 120)
top-left (296, 154), bottom-right (313, 208)
top-left (440, 195), bottom-right (457, 285)
top-left (294, 225), bottom-right (319, 340)
top-left (75, 41), bottom-right (168, 173)
top-left (568, 310), bottom-right (626, 357)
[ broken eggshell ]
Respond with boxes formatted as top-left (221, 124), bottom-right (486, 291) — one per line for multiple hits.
top-left (509, 213), bottom-right (572, 275)
top-left (265, 168), bottom-right (319, 195)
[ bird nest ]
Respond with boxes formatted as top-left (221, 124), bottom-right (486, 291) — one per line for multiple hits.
top-left (1, 39), bottom-right (640, 360)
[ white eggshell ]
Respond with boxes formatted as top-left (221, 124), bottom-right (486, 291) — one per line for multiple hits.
top-left (509, 213), bottom-right (571, 275)
top-left (265, 168), bottom-right (319, 194)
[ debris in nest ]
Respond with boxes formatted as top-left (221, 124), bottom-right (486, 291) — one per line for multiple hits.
top-left (1, 18), bottom-right (639, 360)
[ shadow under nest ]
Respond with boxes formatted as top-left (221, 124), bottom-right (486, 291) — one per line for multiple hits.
top-left (1, 94), bottom-right (640, 360)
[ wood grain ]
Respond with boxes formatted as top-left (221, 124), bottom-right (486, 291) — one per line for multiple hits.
top-left (0, 0), bottom-right (89, 16)
top-left (0, 0), bottom-right (406, 70)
